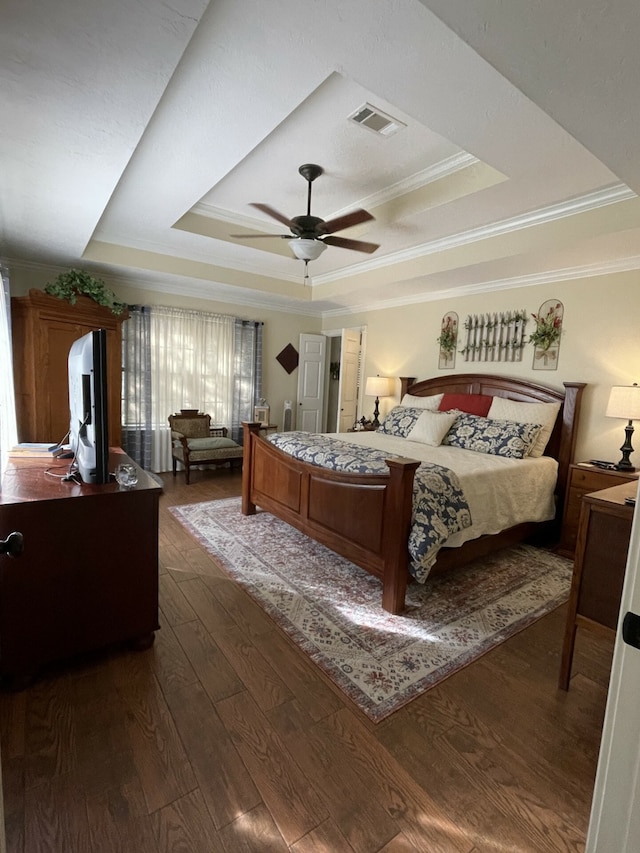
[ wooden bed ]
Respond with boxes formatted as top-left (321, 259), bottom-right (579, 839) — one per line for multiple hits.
top-left (242, 374), bottom-right (585, 614)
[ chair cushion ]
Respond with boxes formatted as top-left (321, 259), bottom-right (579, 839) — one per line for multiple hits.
top-left (184, 437), bottom-right (239, 451)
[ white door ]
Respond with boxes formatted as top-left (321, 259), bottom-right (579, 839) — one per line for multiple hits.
top-left (296, 334), bottom-right (326, 432)
top-left (336, 328), bottom-right (360, 432)
top-left (587, 481), bottom-right (640, 852)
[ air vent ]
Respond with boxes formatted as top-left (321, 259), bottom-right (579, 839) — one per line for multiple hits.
top-left (348, 103), bottom-right (406, 137)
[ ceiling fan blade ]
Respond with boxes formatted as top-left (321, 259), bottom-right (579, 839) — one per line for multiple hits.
top-left (230, 233), bottom-right (290, 239)
top-left (249, 203), bottom-right (296, 229)
top-left (316, 208), bottom-right (374, 235)
top-left (323, 235), bottom-right (380, 254)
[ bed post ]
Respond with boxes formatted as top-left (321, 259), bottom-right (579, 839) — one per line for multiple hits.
top-left (241, 422), bottom-right (262, 515)
top-left (556, 381), bottom-right (586, 522)
top-left (381, 457), bottom-right (421, 614)
top-left (399, 377), bottom-right (416, 400)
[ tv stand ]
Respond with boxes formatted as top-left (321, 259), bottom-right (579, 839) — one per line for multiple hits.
top-left (0, 450), bottom-right (161, 681)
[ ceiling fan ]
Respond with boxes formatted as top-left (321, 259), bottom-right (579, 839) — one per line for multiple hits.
top-left (231, 164), bottom-right (380, 266)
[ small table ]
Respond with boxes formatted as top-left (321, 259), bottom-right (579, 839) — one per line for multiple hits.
top-left (558, 479), bottom-right (637, 690)
top-left (558, 463), bottom-right (639, 558)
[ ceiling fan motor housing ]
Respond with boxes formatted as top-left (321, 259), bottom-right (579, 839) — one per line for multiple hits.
top-left (290, 215), bottom-right (325, 238)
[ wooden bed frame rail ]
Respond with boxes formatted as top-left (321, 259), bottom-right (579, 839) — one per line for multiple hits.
top-left (241, 425), bottom-right (420, 613)
top-left (242, 375), bottom-right (585, 614)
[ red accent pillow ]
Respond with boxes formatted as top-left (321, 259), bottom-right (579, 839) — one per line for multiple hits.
top-left (438, 393), bottom-right (493, 417)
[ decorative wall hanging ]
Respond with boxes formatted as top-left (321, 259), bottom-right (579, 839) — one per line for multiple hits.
top-left (530, 300), bottom-right (563, 370)
top-left (459, 311), bottom-right (528, 362)
top-left (276, 343), bottom-right (299, 374)
top-left (437, 312), bottom-right (458, 369)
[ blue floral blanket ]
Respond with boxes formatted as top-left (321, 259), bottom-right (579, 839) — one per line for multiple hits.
top-left (267, 431), bottom-right (472, 582)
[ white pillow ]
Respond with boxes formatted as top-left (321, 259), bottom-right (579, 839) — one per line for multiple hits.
top-left (400, 392), bottom-right (444, 411)
top-left (406, 410), bottom-right (458, 446)
top-left (487, 397), bottom-right (561, 458)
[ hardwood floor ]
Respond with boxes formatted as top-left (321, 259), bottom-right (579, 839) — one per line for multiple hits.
top-left (0, 468), bottom-right (614, 852)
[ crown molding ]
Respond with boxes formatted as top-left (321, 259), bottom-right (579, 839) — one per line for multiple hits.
top-left (312, 182), bottom-right (637, 286)
top-left (321, 254), bottom-right (640, 319)
top-left (3, 256), bottom-right (320, 318)
top-left (193, 153), bottom-right (479, 228)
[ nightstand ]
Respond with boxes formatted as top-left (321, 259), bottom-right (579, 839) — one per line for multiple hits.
top-left (557, 463), bottom-right (639, 558)
top-left (558, 479), bottom-right (637, 689)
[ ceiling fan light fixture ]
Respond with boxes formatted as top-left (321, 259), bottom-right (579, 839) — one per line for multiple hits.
top-left (289, 238), bottom-right (326, 261)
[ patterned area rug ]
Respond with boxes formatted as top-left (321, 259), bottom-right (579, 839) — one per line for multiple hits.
top-left (170, 498), bottom-right (572, 722)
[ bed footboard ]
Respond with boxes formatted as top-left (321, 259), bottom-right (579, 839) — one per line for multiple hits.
top-left (242, 423), bottom-right (420, 613)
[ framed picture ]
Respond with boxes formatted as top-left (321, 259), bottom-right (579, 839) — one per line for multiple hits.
top-left (254, 405), bottom-right (270, 426)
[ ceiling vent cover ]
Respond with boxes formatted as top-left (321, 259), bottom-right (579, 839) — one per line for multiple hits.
top-left (348, 103), bottom-right (406, 137)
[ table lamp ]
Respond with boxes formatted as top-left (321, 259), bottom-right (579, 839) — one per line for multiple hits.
top-left (365, 375), bottom-right (394, 428)
top-left (605, 383), bottom-right (640, 470)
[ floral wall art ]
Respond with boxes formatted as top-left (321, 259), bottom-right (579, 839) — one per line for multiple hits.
top-left (529, 300), bottom-right (563, 370)
top-left (437, 312), bottom-right (458, 369)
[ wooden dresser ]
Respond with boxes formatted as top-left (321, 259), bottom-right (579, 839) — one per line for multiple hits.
top-left (558, 479), bottom-right (637, 689)
top-left (0, 450), bottom-right (160, 680)
top-left (558, 463), bottom-right (639, 558)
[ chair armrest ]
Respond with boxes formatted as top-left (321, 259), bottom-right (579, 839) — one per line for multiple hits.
top-left (171, 430), bottom-right (190, 452)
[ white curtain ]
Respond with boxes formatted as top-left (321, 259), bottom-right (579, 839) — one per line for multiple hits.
top-left (149, 306), bottom-right (235, 472)
top-left (0, 266), bottom-right (18, 466)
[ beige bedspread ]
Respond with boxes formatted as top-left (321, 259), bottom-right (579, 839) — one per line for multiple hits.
top-left (332, 430), bottom-right (558, 549)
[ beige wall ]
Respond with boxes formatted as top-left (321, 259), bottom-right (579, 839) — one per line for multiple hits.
top-left (9, 266), bottom-right (321, 430)
top-left (11, 263), bottom-right (640, 466)
top-left (323, 271), bottom-right (640, 465)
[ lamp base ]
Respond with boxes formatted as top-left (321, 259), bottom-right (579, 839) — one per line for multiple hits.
top-left (616, 421), bottom-right (636, 471)
top-left (371, 397), bottom-right (381, 429)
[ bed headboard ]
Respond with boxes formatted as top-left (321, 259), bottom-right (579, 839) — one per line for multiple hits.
top-left (399, 374), bottom-right (585, 520)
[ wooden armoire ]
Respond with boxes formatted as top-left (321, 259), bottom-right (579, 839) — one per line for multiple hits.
top-left (11, 289), bottom-right (128, 446)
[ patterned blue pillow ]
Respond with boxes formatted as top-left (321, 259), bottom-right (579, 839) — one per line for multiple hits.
top-left (442, 414), bottom-right (542, 459)
top-left (377, 406), bottom-right (422, 437)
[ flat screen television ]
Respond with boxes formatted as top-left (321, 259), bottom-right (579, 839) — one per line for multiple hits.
top-left (68, 328), bottom-right (110, 484)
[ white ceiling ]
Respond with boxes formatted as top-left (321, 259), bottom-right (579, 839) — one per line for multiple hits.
top-left (2, 0), bottom-right (640, 317)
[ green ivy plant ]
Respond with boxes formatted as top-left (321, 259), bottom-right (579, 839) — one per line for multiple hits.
top-left (44, 269), bottom-right (126, 316)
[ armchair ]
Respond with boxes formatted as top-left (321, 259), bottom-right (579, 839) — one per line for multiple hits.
top-left (168, 411), bottom-right (243, 484)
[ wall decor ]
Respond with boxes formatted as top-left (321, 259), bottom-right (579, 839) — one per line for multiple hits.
top-left (437, 311), bottom-right (458, 369)
top-left (459, 311), bottom-right (528, 362)
top-left (276, 343), bottom-right (299, 374)
top-left (530, 299), bottom-right (563, 370)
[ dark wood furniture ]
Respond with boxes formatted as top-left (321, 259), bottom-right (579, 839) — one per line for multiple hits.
top-left (557, 463), bottom-right (639, 558)
top-left (558, 479), bottom-right (637, 689)
top-left (242, 374), bottom-right (585, 614)
top-left (0, 449), bottom-right (161, 680)
top-left (11, 288), bottom-right (127, 446)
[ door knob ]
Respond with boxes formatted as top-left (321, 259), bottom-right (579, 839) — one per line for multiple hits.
top-left (0, 531), bottom-right (24, 558)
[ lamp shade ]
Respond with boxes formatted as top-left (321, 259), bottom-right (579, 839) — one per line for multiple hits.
top-left (606, 384), bottom-right (640, 420)
top-left (365, 375), bottom-right (394, 398)
top-left (288, 238), bottom-right (327, 261)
